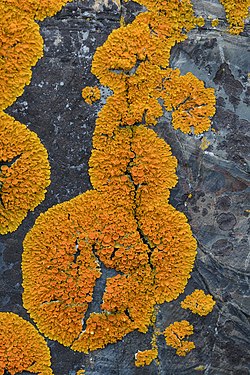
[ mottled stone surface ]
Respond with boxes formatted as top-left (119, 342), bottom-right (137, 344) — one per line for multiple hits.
top-left (1, 1), bottom-right (249, 374)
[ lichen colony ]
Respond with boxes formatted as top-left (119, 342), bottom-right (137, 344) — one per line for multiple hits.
top-left (22, 0), bottom-right (215, 357)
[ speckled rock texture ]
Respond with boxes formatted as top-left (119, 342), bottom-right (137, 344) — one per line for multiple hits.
top-left (1, 1), bottom-right (249, 374)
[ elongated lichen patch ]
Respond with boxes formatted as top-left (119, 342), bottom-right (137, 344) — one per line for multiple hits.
top-left (22, 0), bottom-right (216, 360)
top-left (0, 3), bottom-right (43, 111)
top-left (2, 0), bottom-right (74, 21)
top-left (0, 0), bottom-right (75, 233)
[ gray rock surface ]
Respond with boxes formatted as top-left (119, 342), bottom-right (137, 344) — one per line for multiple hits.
top-left (1, 1), bottom-right (249, 374)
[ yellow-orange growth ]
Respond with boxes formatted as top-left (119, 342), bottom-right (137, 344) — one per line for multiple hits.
top-left (76, 370), bottom-right (85, 375)
top-left (82, 86), bottom-right (101, 105)
top-left (22, 0), bottom-right (216, 358)
top-left (0, 312), bottom-right (53, 375)
top-left (220, 0), bottom-right (250, 34)
top-left (0, 3), bottom-right (43, 111)
top-left (135, 349), bottom-right (158, 367)
top-left (181, 289), bottom-right (216, 316)
top-left (0, 0), bottom-right (73, 233)
top-left (164, 320), bottom-right (195, 356)
top-left (2, 0), bottom-right (73, 21)
top-left (0, 113), bottom-right (50, 234)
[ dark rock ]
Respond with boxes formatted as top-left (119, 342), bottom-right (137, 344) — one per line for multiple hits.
top-left (213, 62), bottom-right (244, 106)
top-left (216, 213), bottom-right (237, 231)
top-left (212, 239), bottom-right (234, 256)
top-left (216, 195), bottom-right (231, 211)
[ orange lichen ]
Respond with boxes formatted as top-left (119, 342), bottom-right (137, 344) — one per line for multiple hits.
top-left (135, 349), bottom-right (158, 367)
top-left (181, 289), bottom-right (216, 316)
top-left (0, 312), bottom-right (53, 375)
top-left (161, 71), bottom-right (216, 134)
top-left (0, 112), bottom-right (50, 234)
top-left (220, 0), bottom-right (250, 34)
top-left (76, 370), bottom-right (85, 375)
top-left (92, 1), bottom-right (203, 84)
top-left (137, 202), bottom-right (197, 304)
top-left (72, 312), bottom-right (135, 352)
top-left (200, 137), bottom-right (211, 150)
top-left (164, 320), bottom-right (195, 356)
top-left (22, 0), bottom-right (216, 360)
top-left (1, 0), bottom-right (75, 110)
top-left (22, 192), bottom-right (102, 345)
top-left (0, 0), bottom-right (74, 233)
top-left (0, 3), bottom-right (43, 110)
top-left (82, 86), bottom-right (101, 105)
top-left (2, 0), bottom-right (73, 21)
top-left (211, 19), bottom-right (219, 27)
top-left (135, 309), bottom-right (159, 367)
top-left (91, 1), bottom-right (215, 133)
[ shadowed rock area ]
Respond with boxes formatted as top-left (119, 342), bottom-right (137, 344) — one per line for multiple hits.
top-left (1, 1), bottom-right (249, 374)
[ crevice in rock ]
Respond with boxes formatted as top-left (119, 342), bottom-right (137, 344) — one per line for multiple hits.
top-left (73, 239), bottom-right (80, 263)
